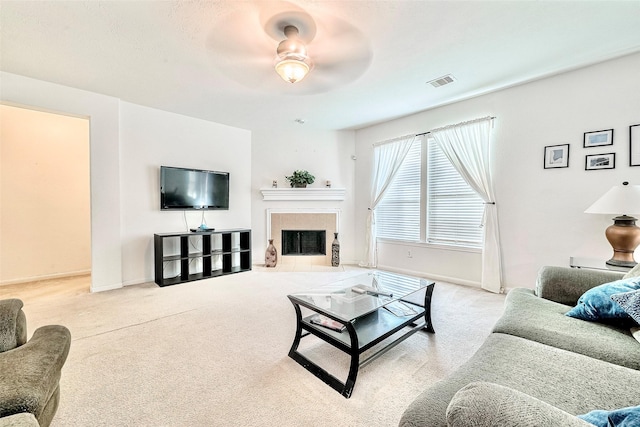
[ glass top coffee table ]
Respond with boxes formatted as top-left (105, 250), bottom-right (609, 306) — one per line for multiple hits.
top-left (287, 270), bottom-right (435, 398)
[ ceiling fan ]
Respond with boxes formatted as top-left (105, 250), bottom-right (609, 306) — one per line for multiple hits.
top-left (205, 2), bottom-right (372, 94)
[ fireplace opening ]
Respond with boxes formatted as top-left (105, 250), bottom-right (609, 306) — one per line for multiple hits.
top-left (282, 230), bottom-right (326, 256)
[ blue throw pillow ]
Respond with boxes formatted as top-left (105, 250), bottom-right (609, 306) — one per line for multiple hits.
top-left (578, 405), bottom-right (640, 427)
top-left (565, 277), bottom-right (640, 322)
top-left (611, 289), bottom-right (640, 325)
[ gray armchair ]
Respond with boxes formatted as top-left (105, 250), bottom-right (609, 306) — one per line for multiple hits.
top-left (0, 299), bottom-right (71, 427)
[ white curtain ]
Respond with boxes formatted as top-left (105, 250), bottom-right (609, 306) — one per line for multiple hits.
top-left (430, 117), bottom-right (503, 293)
top-left (361, 134), bottom-right (417, 268)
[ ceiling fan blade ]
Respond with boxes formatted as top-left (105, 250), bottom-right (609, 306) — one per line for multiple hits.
top-left (305, 19), bottom-right (372, 87)
top-left (203, 6), bottom-right (280, 89)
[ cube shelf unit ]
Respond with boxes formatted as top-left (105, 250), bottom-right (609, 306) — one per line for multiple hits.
top-left (154, 229), bottom-right (251, 287)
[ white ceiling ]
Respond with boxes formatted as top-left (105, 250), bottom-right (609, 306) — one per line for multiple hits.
top-left (2, 1), bottom-right (640, 132)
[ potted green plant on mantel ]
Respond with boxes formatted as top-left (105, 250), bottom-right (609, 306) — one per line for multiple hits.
top-left (285, 170), bottom-right (315, 188)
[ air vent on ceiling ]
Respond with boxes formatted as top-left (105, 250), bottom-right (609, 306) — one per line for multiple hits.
top-left (427, 74), bottom-right (456, 88)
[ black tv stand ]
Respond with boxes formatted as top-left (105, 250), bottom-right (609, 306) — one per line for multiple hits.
top-left (154, 229), bottom-right (251, 287)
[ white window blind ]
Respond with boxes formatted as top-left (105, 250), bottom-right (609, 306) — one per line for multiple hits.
top-left (375, 136), bottom-right (484, 249)
top-left (427, 138), bottom-right (484, 248)
top-left (375, 140), bottom-right (421, 241)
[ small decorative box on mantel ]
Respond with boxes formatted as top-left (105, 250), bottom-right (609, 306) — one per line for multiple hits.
top-left (260, 188), bottom-right (346, 201)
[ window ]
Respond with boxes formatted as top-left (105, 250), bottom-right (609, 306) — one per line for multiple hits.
top-left (375, 140), bottom-right (421, 241)
top-left (376, 136), bottom-right (484, 249)
top-left (426, 138), bottom-right (484, 247)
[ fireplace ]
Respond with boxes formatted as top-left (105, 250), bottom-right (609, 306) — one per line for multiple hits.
top-left (267, 208), bottom-right (340, 266)
top-left (282, 230), bottom-right (326, 256)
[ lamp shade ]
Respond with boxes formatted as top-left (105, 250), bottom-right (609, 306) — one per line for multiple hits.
top-left (584, 183), bottom-right (640, 215)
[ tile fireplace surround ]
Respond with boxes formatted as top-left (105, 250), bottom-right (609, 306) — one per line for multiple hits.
top-left (267, 208), bottom-right (340, 266)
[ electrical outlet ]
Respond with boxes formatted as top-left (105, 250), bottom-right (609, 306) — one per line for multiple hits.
top-left (407, 250), bottom-right (413, 258)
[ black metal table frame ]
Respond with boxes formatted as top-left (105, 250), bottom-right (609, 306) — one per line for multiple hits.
top-left (287, 282), bottom-right (435, 398)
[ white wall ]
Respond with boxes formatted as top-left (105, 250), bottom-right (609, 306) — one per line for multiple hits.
top-left (251, 128), bottom-right (357, 264)
top-left (1, 72), bottom-right (122, 292)
top-left (355, 52), bottom-right (640, 289)
top-left (1, 72), bottom-right (251, 291)
top-left (119, 102), bottom-right (251, 285)
top-left (4, 52), bottom-right (638, 290)
top-left (0, 105), bottom-right (91, 284)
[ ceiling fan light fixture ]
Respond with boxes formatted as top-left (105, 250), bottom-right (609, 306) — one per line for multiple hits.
top-left (274, 25), bottom-right (312, 83)
top-left (275, 56), bottom-right (311, 83)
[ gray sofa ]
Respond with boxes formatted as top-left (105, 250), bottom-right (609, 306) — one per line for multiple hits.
top-left (0, 299), bottom-right (71, 427)
top-left (399, 266), bottom-right (640, 426)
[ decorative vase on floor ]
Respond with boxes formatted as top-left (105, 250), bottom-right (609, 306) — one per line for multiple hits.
top-left (331, 233), bottom-right (340, 267)
top-left (265, 239), bottom-right (277, 267)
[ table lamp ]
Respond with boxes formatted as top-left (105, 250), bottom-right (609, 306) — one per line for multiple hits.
top-left (584, 181), bottom-right (640, 267)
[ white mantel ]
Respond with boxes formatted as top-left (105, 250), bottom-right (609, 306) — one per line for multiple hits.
top-left (260, 187), bottom-right (346, 201)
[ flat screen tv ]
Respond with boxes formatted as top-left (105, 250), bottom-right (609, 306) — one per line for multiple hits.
top-left (160, 166), bottom-right (229, 210)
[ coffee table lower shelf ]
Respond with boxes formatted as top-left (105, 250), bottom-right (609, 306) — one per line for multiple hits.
top-left (287, 283), bottom-right (435, 398)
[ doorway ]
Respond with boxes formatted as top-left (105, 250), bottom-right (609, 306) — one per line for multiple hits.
top-left (0, 104), bottom-right (91, 286)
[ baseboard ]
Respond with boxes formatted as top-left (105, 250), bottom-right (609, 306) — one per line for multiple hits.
top-left (0, 269), bottom-right (91, 286)
top-left (121, 278), bottom-right (152, 287)
top-left (375, 264), bottom-right (482, 288)
top-left (90, 282), bottom-right (124, 293)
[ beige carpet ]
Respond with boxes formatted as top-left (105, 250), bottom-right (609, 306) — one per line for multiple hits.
top-left (1, 267), bottom-right (506, 426)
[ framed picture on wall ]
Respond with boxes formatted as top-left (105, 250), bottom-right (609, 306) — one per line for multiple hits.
top-left (631, 124), bottom-right (640, 167)
top-left (585, 153), bottom-right (615, 170)
top-left (543, 144), bottom-right (570, 169)
top-left (583, 129), bottom-right (613, 147)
